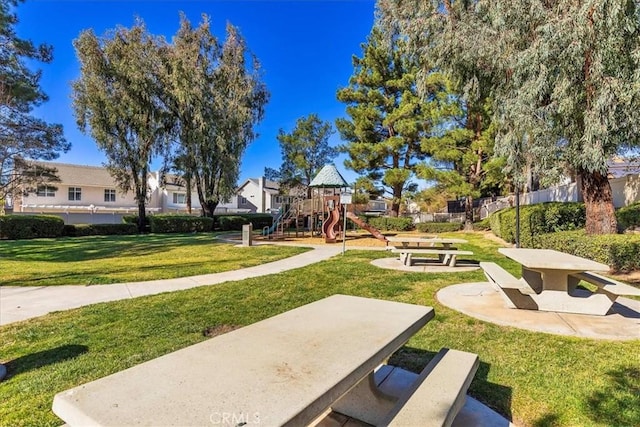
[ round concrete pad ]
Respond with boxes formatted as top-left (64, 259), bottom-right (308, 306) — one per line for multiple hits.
top-left (371, 257), bottom-right (480, 273)
top-left (438, 282), bottom-right (640, 340)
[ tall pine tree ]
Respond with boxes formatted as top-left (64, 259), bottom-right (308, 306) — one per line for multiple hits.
top-left (336, 25), bottom-right (459, 217)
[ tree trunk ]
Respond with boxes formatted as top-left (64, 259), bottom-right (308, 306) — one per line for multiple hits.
top-left (579, 169), bottom-right (617, 235)
top-left (202, 200), bottom-right (218, 218)
top-left (186, 175), bottom-right (192, 214)
top-left (137, 201), bottom-right (146, 233)
top-left (464, 195), bottom-right (474, 230)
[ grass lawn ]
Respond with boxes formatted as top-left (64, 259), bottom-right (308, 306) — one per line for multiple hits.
top-left (0, 233), bottom-right (308, 286)
top-left (0, 232), bottom-right (638, 426)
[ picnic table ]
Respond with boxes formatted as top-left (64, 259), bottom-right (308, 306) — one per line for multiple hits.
top-left (52, 295), bottom-right (479, 426)
top-left (386, 236), bottom-right (465, 249)
top-left (482, 248), bottom-right (639, 315)
top-left (387, 237), bottom-right (472, 267)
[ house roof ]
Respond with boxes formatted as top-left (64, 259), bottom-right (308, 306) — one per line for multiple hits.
top-left (31, 161), bottom-right (117, 187)
top-left (309, 164), bottom-right (349, 188)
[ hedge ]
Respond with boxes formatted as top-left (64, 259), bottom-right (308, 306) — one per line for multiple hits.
top-left (0, 215), bottom-right (65, 240)
top-left (616, 202), bottom-right (640, 232)
top-left (367, 216), bottom-right (414, 232)
top-left (149, 215), bottom-right (214, 233)
top-left (213, 214), bottom-right (273, 231)
top-left (533, 230), bottom-right (640, 273)
top-left (63, 223), bottom-right (138, 237)
top-left (489, 202), bottom-right (586, 247)
top-left (416, 222), bottom-right (463, 233)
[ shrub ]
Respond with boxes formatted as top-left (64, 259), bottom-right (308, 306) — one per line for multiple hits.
top-left (533, 230), bottom-right (640, 273)
top-left (149, 215), bottom-right (214, 233)
top-left (216, 216), bottom-right (248, 231)
top-left (616, 202), bottom-right (640, 231)
top-left (0, 215), bottom-right (65, 240)
top-left (213, 214), bottom-right (273, 231)
top-left (473, 217), bottom-right (492, 231)
top-left (415, 222), bottom-right (463, 233)
top-left (63, 223), bottom-right (138, 237)
top-left (489, 202), bottom-right (585, 246)
top-left (367, 216), bottom-right (414, 232)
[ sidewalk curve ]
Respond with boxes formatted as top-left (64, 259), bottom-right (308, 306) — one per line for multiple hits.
top-left (0, 244), bottom-right (342, 326)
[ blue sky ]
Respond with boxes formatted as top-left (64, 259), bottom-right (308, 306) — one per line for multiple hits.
top-left (18, 0), bottom-right (377, 184)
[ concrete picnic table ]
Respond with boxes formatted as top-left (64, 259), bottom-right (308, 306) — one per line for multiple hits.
top-left (496, 248), bottom-right (613, 315)
top-left (386, 236), bottom-right (467, 249)
top-left (52, 294), bottom-right (435, 427)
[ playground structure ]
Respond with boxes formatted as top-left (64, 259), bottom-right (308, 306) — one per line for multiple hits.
top-left (261, 164), bottom-right (387, 244)
top-left (262, 191), bottom-right (387, 244)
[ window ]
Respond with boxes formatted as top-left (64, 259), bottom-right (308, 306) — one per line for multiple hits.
top-left (68, 187), bottom-right (82, 201)
top-left (240, 196), bottom-right (248, 205)
top-left (172, 192), bottom-right (186, 204)
top-left (104, 189), bottom-right (116, 202)
top-left (36, 186), bottom-right (55, 197)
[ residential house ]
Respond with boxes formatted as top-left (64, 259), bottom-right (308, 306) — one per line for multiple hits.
top-left (13, 162), bottom-right (287, 223)
top-left (235, 177), bottom-right (295, 214)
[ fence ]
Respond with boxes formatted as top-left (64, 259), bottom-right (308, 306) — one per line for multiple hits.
top-left (479, 174), bottom-right (640, 219)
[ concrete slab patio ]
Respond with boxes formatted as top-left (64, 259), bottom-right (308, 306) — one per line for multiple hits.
top-left (438, 282), bottom-right (640, 340)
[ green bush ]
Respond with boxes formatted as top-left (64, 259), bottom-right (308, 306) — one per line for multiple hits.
top-left (415, 222), bottom-right (463, 233)
top-left (0, 215), bottom-right (65, 240)
top-left (616, 202), bottom-right (640, 231)
top-left (533, 230), bottom-right (640, 273)
top-left (216, 216), bottom-right (248, 231)
top-left (149, 215), bottom-right (214, 233)
top-left (213, 214), bottom-right (273, 231)
top-left (367, 216), bottom-right (414, 231)
top-left (489, 202), bottom-right (585, 246)
top-left (63, 223), bottom-right (138, 237)
top-left (473, 217), bottom-right (492, 231)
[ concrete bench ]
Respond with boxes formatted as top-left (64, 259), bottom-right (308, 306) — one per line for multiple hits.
top-left (383, 348), bottom-right (479, 427)
top-left (391, 248), bottom-right (474, 267)
top-left (571, 271), bottom-right (640, 300)
top-left (326, 348), bottom-right (479, 427)
top-left (480, 262), bottom-right (538, 310)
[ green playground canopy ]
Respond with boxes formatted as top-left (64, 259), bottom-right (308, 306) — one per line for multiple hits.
top-left (309, 164), bottom-right (349, 188)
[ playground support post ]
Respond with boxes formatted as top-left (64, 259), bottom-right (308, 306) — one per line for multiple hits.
top-left (342, 203), bottom-right (347, 255)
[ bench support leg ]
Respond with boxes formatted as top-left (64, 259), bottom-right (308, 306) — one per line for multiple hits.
top-left (331, 371), bottom-right (398, 425)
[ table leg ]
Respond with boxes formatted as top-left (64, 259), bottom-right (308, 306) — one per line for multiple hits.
top-left (331, 371), bottom-right (397, 425)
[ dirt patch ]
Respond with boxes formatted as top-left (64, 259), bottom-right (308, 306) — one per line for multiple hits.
top-left (203, 324), bottom-right (242, 338)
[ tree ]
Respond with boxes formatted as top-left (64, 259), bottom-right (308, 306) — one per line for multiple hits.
top-left (165, 15), bottom-right (268, 217)
top-left (72, 20), bottom-right (173, 232)
top-left (380, 0), bottom-right (640, 234)
top-left (275, 113), bottom-right (336, 198)
top-left (378, 1), bottom-right (505, 226)
top-left (336, 25), bottom-right (458, 217)
top-left (0, 0), bottom-right (69, 203)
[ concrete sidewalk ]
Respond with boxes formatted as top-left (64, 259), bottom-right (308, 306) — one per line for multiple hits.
top-left (0, 244), bottom-right (342, 326)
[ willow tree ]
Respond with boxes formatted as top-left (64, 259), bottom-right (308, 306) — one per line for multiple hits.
top-left (165, 15), bottom-right (268, 217)
top-left (336, 26), bottom-right (458, 217)
top-left (380, 0), bottom-right (640, 234)
top-left (275, 113), bottom-right (337, 198)
top-left (73, 21), bottom-right (173, 232)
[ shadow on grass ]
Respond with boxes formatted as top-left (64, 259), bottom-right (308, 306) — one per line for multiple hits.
top-left (585, 366), bottom-right (640, 427)
top-left (3, 344), bottom-right (88, 381)
top-left (388, 346), bottom-right (513, 423)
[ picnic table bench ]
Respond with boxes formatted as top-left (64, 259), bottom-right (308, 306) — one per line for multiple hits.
top-left (391, 247), bottom-right (474, 267)
top-left (52, 294), bottom-right (479, 427)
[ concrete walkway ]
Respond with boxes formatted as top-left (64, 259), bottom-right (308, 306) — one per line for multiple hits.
top-left (0, 244), bottom-right (342, 326)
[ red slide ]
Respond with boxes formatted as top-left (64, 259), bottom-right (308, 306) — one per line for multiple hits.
top-left (323, 207), bottom-right (341, 243)
top-left (346, 212), bottom-right (388, 242)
